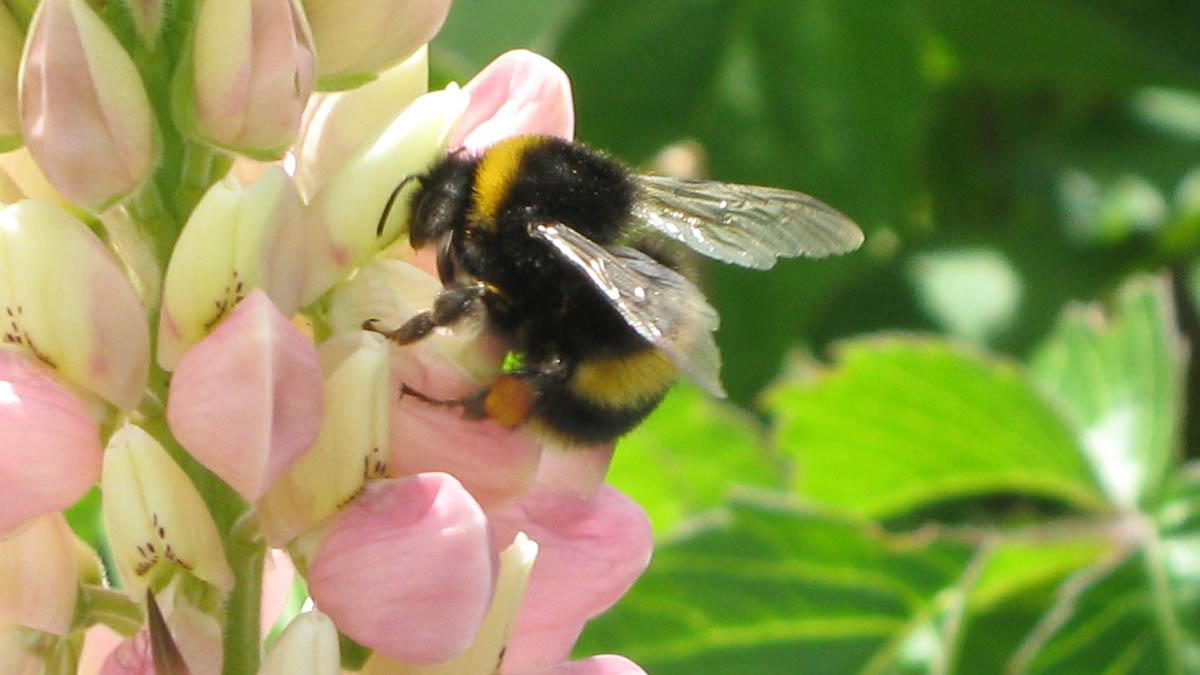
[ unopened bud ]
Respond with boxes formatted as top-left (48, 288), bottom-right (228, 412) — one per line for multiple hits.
top-left (20, 0), bottom-right (157, 209)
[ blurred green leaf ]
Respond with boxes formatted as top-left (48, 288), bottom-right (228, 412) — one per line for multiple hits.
top-left (577, 495), bottom-right (975, 674)
top-left (767, 337), bottom-right (1106, 518)
top-left (1030, 276), bottom-right (1184, 509)
top-left (431, 0), bottom-right (581, 81)
top-left (1133, 88), bottom-right (1200, 143)
top-left (1013, 538), bottom-right (1200, 675)
top-left (909, 249), bottom-right (1023, 344)
top-left (969, 539), bottom-right (1109, 613)
top-left (926, 0), bottom-right (1200, 91)
top-left (609, 384), bottom-right (779, 536)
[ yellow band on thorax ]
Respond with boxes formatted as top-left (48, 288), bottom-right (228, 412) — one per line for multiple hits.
top-left (471, 136), bottom-right (543, 228)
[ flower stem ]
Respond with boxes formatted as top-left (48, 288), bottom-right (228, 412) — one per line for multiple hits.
top-left (176, 142), bottom-right (221, 225)
top-left (221, 513), bottom-right (266, 675)
top-left (78, 586), bottom-right (145, 637)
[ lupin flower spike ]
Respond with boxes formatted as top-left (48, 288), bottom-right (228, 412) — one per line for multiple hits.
top-left (0, 2), bottom-right (652, 671)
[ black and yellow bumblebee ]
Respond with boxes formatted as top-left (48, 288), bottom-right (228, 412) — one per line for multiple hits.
top-left (364, 135), bottom-right (863, 445)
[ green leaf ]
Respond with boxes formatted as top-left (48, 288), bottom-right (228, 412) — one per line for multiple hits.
top-left (1013, 538), bottom-right (1200, 675)
top-left (1030, 275), bottom-right (1185, 509)
top-left (926, 0), bottom-right (1200, 91)
top-left (609, 384), bottom-right (778, 536)
top-left (767, 337), bottom-right (1106, 518)
top-left (969, 539), bottom-right (1109, 613)
top-left (576, 495), bottom-right (976, 674)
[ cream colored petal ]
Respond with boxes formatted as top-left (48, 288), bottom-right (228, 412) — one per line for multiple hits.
top-left (101, 423), bottom-right (234, 597)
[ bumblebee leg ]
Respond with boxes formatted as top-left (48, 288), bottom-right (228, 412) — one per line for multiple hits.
top-left (363, 283), bottom-right (486, 345)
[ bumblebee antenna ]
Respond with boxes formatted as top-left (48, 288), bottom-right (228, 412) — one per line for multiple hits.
top-left (376, 174), bottom-right (418, 237)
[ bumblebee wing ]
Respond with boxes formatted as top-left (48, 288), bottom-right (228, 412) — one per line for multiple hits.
top-left (630, 175), bottom-right (864, 269)
top-left (529, 222), bottom-right (726, 398)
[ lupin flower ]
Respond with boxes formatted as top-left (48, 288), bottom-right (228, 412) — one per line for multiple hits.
top-left (19, 0), bottom-right (157, 209)
top-left (101, 423), bottom-right (234, 597)
top-left (156, 166), bottom-right (307, 369)
top-left (302, 0), bottom-right (452, 90)
top-left (167, 290), bottom-right (322, 501)
top-left (183, 0), bottom-right (316, 158)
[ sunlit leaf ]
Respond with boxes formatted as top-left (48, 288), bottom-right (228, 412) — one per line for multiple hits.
top-left (576, 495), bottom-right (975, 674)
top-left (609, 384), bottom-right (778, 536)
top-left (767, 337), bottom-right (1106, 518)
top-left (1030, 275), bottom-right (1185, 508)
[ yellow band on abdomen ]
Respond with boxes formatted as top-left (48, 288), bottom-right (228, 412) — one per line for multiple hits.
top-left (569, 349), bottom-right (677, 408)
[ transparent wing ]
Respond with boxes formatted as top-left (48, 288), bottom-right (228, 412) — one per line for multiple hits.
top-left (630, 174), bottom-right (865, 269)
top-left (528, 222), bottom-right (726, 397)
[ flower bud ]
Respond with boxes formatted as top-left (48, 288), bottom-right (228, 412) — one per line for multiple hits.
top-left (0, 513), bottom-right (79, 635)
top-left (449, 50), bottom-right (575, 153)
top-left (260, 611), bottom-right (339, 675)
top-left (301, 85), bottom-right (468, 304)
top-left (20, 0), bottom-right (156, 209)
top-left (303, 0), bottom-right (450, 90)
top-left (0, 350), bottom-right (101, 537)
top-left (0, 5), bottom-right (21, 152)
top-left (294, 46), bottom-right (428, 199)
top-left (362, 532), bottom-right (539, 674)
top-left (157, 168), bottom-right (306, 370)
top-left (185, 0), bottom-right (316, 158)
top-left (257, 332), bottom-right (391, 545)
top-left (167, 290), bottom-right (323, 501)
top-left (101, 423), bottom-right (234, 597)
top-left (308, 474), bottom-right (496, 664)
top-left (0, 200), bottom-right (149, 410)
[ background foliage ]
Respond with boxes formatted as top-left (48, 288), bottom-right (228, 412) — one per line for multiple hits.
top-left (431, 1), bottom-right (1200, 673)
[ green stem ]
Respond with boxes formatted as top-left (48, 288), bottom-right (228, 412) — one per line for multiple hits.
top-left (78, 586), bottom-right (146, 637)
top-left (221, 514), bottom-right (266, 675)
top-left (176, 142), bottom-right (220, 224)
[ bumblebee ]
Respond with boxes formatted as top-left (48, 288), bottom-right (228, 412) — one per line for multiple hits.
top-left (364, 135), bottom-right (863, 445)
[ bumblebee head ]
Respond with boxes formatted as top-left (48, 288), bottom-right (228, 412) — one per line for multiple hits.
top-left (408, 156), bottom-right (475, 248)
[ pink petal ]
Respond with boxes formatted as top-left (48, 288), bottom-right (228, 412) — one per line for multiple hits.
top-left (100, 601), bottom-right (223, 675)
top-left (309, 474), bottom-right (496, 664)
top-left (492, 486), bottom-right (653, 672)
top-left (0, 513), bottom-right (78, 634)
top-left (524, 655), bottom-right (648, 675)
top-left (449, 50), bottom-right (574, 153)
top-left (261, 549), bottom-right (295, 633)
top-left (79, 624), bottom-right (123, 675)
top-left (534, 444), bottom-right (615, 499)
top-left (100, 630), bottom-right (152, 675)
top-left (167, 290), bottom-right (322, 501)
top-left (0, 350), bottom-right (100, 537)
top-left (390, 342), bottom-right (542, 511)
